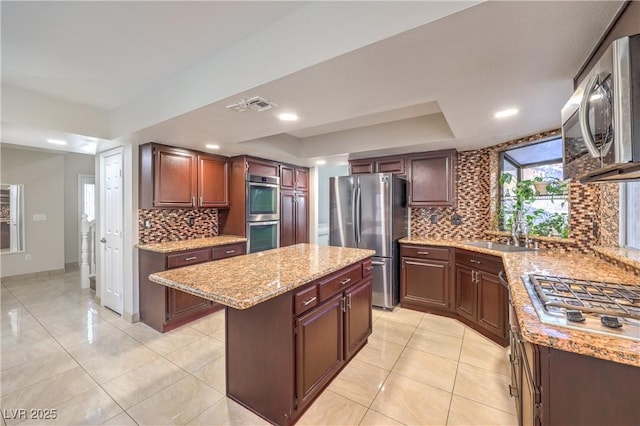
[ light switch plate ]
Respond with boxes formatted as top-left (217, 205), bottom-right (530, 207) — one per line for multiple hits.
top-left (33, 214), bottom-right (47, 221)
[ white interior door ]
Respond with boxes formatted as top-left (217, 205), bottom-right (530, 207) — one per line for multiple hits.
top-left (100, 149), bottom-right (124, 314)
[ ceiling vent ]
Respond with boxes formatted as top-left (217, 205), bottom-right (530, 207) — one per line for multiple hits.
top-left (226, 96), bottom-right (278, 112)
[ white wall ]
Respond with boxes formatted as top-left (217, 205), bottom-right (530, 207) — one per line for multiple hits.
top-left (0, 146), bottom-right (65, 276)
top-left (63, 153), bottom-right (95, 265)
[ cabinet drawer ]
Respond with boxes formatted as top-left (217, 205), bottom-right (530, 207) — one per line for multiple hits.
top-left (456, 250), bottom-right (502, 275)
top-left (212, 243), bottom-right (245, 260)
top-left (294, 285), bottom-right (319, 315)
top-left (318, 263), bottom-right (362, 301)
top-left (167, 249), bottom-right (211, 269)
top-left (401, 245), bottom-right (450, 261)
top-left (362, 259), bottom-right (373, 276)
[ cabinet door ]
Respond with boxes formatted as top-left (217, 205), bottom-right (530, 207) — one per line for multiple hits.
top-left (401, 257), bottom-right (449, 310)
top-left (295, 168), bottom-right (309, 191)
top-left (198, 155), bottom-right (229, 208)
top-left (376, 156), bottom-right (405, 174)
top-left (344, 278), bottom-right (372, 359)
top-left (349, 159), bottom-right (374, 175)
top-left (280, 191), bottom-right (295, 247)
top-left (477, 271), bottom-right (507, 339)
top-left (167, 288), bottom-right (210, 322)
top-left (295, 294), bottom-right (344, 410)
top-left (408, 150), bottom-right (456, 207)
top-left (280, 165), bottom-right (295, 190)
top-left (294, 192), bottom-right (309, 244)
top-left (455, 264), bottom-right (476, 321)
top-left (153, 146), bottom-right (197, 208)
top-left (247, 158), bottom-right (279, 177)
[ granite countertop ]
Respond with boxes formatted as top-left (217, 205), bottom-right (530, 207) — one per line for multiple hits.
top-left (136, 235), bottom-right (247, 253)
top-left (148, 244), bottom-right (375, 310)
top-left (400, 237), bottom-right (640, 367)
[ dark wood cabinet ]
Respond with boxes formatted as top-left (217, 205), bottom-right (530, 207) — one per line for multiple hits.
top-left (246, 157), bottom-right (279, 177)
top-left (281, 165), bottom-right (309, 191)
top-left (508, 304), bottom-right (640, 426)
top-left (400, 245), bottom-right (452, 314)
top-left (344, 277), bottom-right (372, 359)
top-left (139, 143), bottom-right (229, 209)
top-left (295, 293), bottom-right (344, 409)
top-left (139, 241), bottom-right (245, 332)
top-left (197, 155), bottom-right (229, 207)
top-left (349, 156), bottom-right (405, 175)
top-left (408, 149), bottom-right (456, 207)
top-left (349, 159), bottom-right (375, 175)
top-left (225, 258), bottom-right (372, 425)
top-left (455, 249), bottom-right (507, 346)
top-left (280, 189), bottom-right (309, 247)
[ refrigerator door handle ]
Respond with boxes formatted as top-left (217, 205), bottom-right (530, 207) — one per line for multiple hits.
top-left (355, 185), bottom-right (361, 244)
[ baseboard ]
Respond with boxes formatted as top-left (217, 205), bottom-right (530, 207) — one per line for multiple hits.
top-left (1, 268), bottom-right (65, 283)
top-left (124, 312), bottom-right (140, 323)
top-left (65, 262), bottom-right (80, 272)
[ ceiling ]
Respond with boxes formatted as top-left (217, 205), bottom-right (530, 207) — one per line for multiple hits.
top-left (1, 1), bottom-right (624, 165)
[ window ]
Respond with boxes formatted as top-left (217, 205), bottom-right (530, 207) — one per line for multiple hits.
top-left (622, 181), bottom-right (640, 251)
top-left (499, 138), bottom-right (569, 237)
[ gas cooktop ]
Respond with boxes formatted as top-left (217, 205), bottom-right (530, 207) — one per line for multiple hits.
top-left (522, 274), bottom-right (640, 342)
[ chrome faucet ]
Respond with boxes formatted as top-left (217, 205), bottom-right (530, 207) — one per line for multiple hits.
top-left (510, 227), bottom-right (520, 246)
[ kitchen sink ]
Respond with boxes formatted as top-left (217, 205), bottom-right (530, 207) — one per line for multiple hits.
top-left (463, 241), bottom-right (535, 252)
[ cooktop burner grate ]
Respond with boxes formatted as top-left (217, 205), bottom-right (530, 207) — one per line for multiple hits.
top-left (529, 274), bottom-right (640, 321)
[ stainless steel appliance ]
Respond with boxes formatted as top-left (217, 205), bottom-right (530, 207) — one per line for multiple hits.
top-left (246, 220), bottom-right (280, 254)
top-left (246, 174), bottom-right (280, 253)
top-left (561, 33), bottom-right (640, 183)
top-left (246, 174), bottom-right (280, 222)
top-left (329, 173), bottom-right (407, 309)
top-left (521, 274), bottom-right (639, 342)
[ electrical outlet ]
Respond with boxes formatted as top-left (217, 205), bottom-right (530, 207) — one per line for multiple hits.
top-left (451, 214), bottom-right (463, 226)
top-left (144, 219), bottom-right (151, 229)
top-left (430, 214), bottom-right (438, 224)
top-left (189, 217), bottom-right (195, 226)
top-left (25, 254), bottom-right (32, 261)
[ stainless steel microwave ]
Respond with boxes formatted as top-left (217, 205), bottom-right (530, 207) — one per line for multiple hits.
top-left (561, 34), bottom-right (640, 183)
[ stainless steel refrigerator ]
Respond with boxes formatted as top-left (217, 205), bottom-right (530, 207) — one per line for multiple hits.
top-left (329, 173), bottom-right (407, 309)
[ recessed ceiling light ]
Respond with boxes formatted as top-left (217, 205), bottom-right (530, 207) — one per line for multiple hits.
top-left (494, 108), bottom-right (518, 119)
top-left (47, 139), bottom-right (67, 145)
top-left (315, 160), bottom-right (326, 165)
top-left (205, 144), bottom-right (220, 150)
top-left (278, 113), bottom-right (298, 122)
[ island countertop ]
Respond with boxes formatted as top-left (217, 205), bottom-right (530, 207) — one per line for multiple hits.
top-left (400, 237), bottom-right (640, 367)
top-left (148, 244), bottom-right (375, 310)
top-left (136, 235), bottom-right (247, 253)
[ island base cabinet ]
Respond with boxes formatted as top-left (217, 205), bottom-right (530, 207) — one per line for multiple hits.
top-left (225, 259), bottom-right (372, 426)
top-left (295, 294), bottom-right (344, 410)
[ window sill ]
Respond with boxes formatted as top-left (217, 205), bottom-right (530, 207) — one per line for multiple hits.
top-left (592, 246), bottom-right (640, 274)
top-left (485, 230), bottom-right (577, 245)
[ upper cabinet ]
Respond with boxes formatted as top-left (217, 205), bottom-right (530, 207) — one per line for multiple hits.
top-left (349, 156), bottom-right (404, 175)
top-left (280, 164), bottom-right (309, 191)
top-left (139, 143), bottom-right (229, 209)
top-left (246, 157), bottom-right (279, 177)
top-left (408, 149), bottom-right (457, 208)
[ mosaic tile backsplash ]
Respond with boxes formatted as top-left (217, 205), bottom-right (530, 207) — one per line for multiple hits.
top-left (410, 129), bottom-right (620, 253)
top-left (138, 209), bottom-right (219, 244)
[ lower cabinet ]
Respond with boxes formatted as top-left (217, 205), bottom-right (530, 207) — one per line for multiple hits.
top-left (400, 245), bottom-right (452, 314)
top-left (225, 259), bottom-right (372, 425)
top-left (139, 242), bottom-right (245, 332)
top-left (455, 249), bottom-right (507, 346)
top-left (509, 303), bottom-right (640, 426)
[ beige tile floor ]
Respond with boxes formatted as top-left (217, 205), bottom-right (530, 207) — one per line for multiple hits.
top-left (1, 270), bottom-right (516, 425)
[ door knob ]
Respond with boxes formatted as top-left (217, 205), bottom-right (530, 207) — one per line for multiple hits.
top-left (100, 238), bottom-right (107, 243)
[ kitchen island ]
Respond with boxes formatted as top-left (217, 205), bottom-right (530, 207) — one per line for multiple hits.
top-left (149, 243), bottom-right (375, 425)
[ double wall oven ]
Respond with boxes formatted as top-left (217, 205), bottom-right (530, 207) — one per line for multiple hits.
top-left (245, 174), bottom-right (280, 253)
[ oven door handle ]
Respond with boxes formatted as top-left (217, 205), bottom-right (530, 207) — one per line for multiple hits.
top-left (578, 73), bottom-right (604, 159)
top-left (247, 220), bottom-right (280, 227)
